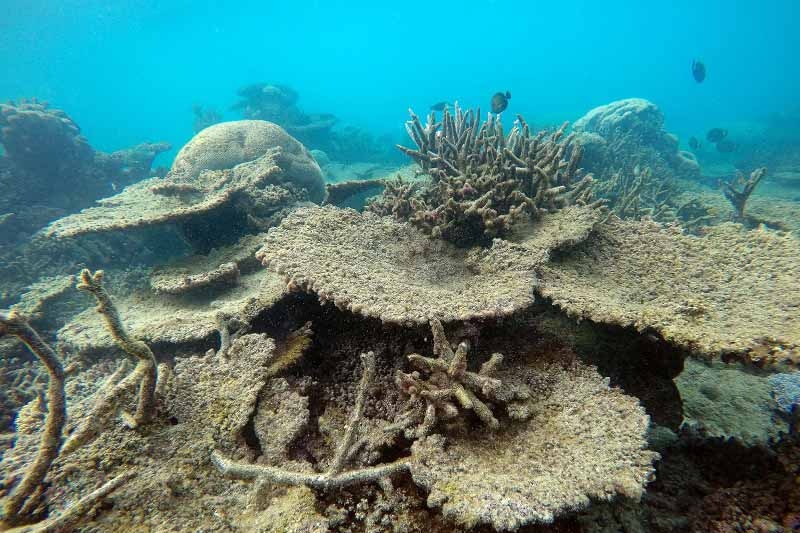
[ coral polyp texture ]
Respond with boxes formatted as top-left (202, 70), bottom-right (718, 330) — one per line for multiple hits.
top-left (538, 217), bottom-right (800, 367)
top-left (256, 206), bottom-right (542, 324)
top-left (370, 104), bottom-right (601, 246)
top-left (408, 354), bottom-right (658, 531)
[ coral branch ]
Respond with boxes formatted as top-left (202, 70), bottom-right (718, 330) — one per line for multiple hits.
top-left (0, 311), bottom-right (66, 523)
top-left (721, 167), bottom-right (767, 222)
top-left (76, 269), bottom-right (156, 427)
top-left (213, 351), bottom-right (407, 490)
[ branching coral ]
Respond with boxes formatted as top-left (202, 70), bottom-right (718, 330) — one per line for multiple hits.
top-left (392, 319), bottom-right (518, 437)
top-left (721, 167), bottom-right (767, 223)
top-left (75, 269), bottom-right (156, 428)
top-left (0, 311), bottom-right (65, 522)
top-left (369, 103), bottom-right (601, 246)
top-left (212, 351), bottom-right (412, 489)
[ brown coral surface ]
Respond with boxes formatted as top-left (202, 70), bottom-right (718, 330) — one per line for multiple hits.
top-left (256, 206), bottom-right (542, 324)
top-left (539, 217), bottom-right (800, 366)
top-left (409, 355), bottom-right (657, 531)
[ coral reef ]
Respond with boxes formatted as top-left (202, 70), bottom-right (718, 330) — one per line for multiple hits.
top-left (371, 104), bottom-right (601, 246)
top-left (192, 104), bottom-right (222, 133)
top-left (0, 100), bottom-right (169, 239)
top-left (256, 206), bottom-right (542, 324)
top-left (538, 217), bottom-right (800, 366)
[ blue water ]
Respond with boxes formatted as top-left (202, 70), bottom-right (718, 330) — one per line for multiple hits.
top-left (1, 0), bottom-right (798, 163)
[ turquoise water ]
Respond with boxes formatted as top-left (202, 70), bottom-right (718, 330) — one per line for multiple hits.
top-left (2, 0), bottom-right (797, 162)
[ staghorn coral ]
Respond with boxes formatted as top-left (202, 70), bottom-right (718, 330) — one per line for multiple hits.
top-left (407, 349), bottom-right (658, 531)
top-left (392, 319), bottom-right (523, 437)
top-left (370, 103), bottom-right (601, 246)
top-left (256, 205), bottom-right (542, 324)
top-left (538, 217), bottom-right (800, 366)
top-left (75, 270), bottom-right (156, 428)
top-left (0, 311), bottom-right (66, 523)
top-left (213, 352), bottom-right (413, 490)
top-left (720, 167), bottom-right (767, 224)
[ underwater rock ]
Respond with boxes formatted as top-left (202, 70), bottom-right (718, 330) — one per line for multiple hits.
top-left (409, 354), bottom-right (657, 531)
top-left (676, 359), bottom-right (788, 446)
top-left (256, 206), bottom-right (545, 325)
top-left (538, 217), bottom-right (800, 366)
top-left (573, 98), bottom-right (701, 183)
top-left (769, 372), bottom-right (800, 417)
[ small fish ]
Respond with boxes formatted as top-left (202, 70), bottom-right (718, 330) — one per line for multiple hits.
top-left (706, 128), bottom-right (727, 143)
top-left (715, 139), bottom-right (737, 153)
top-left (692, 59), bottom-right (706, 83)
top-left (688, 136), bottom-right (701, 151)
top-left (430, 102), bottom-right (450, 112)
top-left (491, 91), bottom-right (511, 114)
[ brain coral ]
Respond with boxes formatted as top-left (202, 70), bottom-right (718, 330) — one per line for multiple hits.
top-left (170, 120), bottom-right (324, 202)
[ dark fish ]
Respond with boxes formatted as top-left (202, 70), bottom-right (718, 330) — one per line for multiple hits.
top-left (716, 139), bottom-right (737, 153)
top-left (430, 102), bottom-right (450, 112)
top-left (692, 59), bottom-right (706, 83)
top-left (706, 128), bottom-right (727, 143)
top-left (688, 136), bottom-right (701, 150)
top-left (491, 91), bottom-right (511, 114)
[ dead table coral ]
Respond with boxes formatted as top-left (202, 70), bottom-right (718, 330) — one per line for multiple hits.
top-left (407, 348), bottom-right (658, 531)
top-left (256, 205), bottom-right (543, 324)
top-left (538, 217), bottom-right (800, 367)
top-left (370, 103), bottom-right (601, 246)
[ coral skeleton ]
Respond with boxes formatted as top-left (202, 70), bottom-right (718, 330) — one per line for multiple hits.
top-left (371, 103), bottom-right (602, 246)
top-left (212, 351), bottom-right (412, 489)
top-left (721, 167), bottom-right (767, 222)
top-left (60, 270), bottom-right (159, 456)
top-left (392, 319), bottom-right (518, 437)
top-left (0, 311), bottom-right (66, 522)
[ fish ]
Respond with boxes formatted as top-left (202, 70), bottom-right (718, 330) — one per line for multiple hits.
top-left (706, 128), bottom-right (727, 143)
top-left (692, 59), bottom-right (706, 83)
top-left (430, 102), bottom-right (450, 112)
top-left (688, 136), bottom-right (701, 150)
top-left (715, 139), bottom-right (737, 153)
top-left (491, 91), bottom-right (511, 114)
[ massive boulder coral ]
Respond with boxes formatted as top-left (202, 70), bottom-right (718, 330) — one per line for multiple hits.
top-left (370, 104), bottom-right (600, 246)
top-left (538, 217), bottom-right (800, 367)
top-left (573, 98), bottom-right (700, 182)
top-left (169, 120), bottom-right (324, 202)
top-left (256, 205), bottom-right (544, 324)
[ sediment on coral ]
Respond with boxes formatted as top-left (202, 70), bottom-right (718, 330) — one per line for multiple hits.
top-left (369, 103), bottom-right (602, 246)
top-left (538, 216), bottom-right (800, 367)
top-left (256, 205), bottom-right (543, 324)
